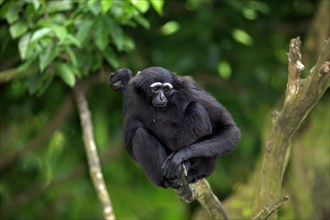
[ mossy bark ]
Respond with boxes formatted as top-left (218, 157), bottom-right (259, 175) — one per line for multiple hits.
top-left (252, 37), bottom-right (330, 218)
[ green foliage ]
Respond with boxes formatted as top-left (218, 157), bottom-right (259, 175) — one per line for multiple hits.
top-left (0, 0), bottom-right (161, 93)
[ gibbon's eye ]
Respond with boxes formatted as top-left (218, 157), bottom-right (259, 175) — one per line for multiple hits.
top-left (150, 82), bottom-right (162, 94)
top-left (163, 82), bottom-right (173, 94)
top-left (163, 86), bottom-right (171, 94)
top-left (151, 86), bottom-right (160, 93)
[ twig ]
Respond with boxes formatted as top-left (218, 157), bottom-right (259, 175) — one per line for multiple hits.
top-left (73, 82), bottom-right (116, 220)
top-left (252, 196), bottom-right (289, 220)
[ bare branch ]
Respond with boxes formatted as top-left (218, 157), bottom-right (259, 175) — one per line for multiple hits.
top-left (176, 175), bottom-right (228, 220)
top-left (73, 82), bottom-right (116, 220)
top-left (195, 179), bottom-right (229, 220)
top-left (253, 37), bottom-right (330, 218)
top-left (252, 196), bottom-right (289, 220)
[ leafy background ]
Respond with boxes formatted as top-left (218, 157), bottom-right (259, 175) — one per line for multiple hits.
top-left (0, 0), bottom-right (328, 219)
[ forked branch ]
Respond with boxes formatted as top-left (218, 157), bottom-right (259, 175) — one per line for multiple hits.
top-left (253, 37), bottom-right (330, 218)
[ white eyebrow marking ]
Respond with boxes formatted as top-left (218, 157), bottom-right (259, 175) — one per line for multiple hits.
top-left (150, 82), bottom-right (162, 87)
top-left (163, 83), bottom-right (173, 89)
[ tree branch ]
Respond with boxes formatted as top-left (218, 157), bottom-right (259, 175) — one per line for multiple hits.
top-left (0, 66), bottom-right (37, 82)
top-left (174, 166), bottom-right (228, 220)
top-left (73, 82), bottom-right (116, 220)
top-left (194, 179), bottom-right (229, 220)
top-left (253, 37), bottom-right (330, 218)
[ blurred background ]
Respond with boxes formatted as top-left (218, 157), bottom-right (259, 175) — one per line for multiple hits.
top-left (0, 0), bottom-right (329, 219)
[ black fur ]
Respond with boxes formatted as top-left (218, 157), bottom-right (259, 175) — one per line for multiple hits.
top-left (109, 67), bottom-right (240, 188)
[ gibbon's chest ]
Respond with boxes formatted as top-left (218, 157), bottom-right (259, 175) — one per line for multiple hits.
top-left (146, 111), bottom-right (182, 151)
top-left (148, 111), bottom-right (179, 132)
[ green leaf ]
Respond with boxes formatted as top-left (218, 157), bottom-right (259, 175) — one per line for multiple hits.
top-left (39, 44), bottom-right (58, 71)
top-left (101, 0), bottom-right (113, 13)
top-left (103, 47), bottom-right (119, 68)
top-left (107, 17), bottom-right (123, 50)
top-left (75, 52), bottom-right (92, 75)
top-left (160, 21), bottom-right (180, 35)
top-left (134, 14), bottom-right (150, 29)
top-left (217, 61), bottom-right (232, 80)
top-left (66, 34), bottom-right (82, 47)
top-left (36, 72), bottom-right (53, 96)
top-left (122, 35), bottom-right (135, 51)
top-left (46, 1), bottom-right (72, 13)
top-left (2, 1), bottom-right (21, 24)
top-left (30, 0), bottom-right (41, 10)
top-left (131, 0), bottom-right (150, 13)
top-left (25, 74), bottom-right (41, 95)
top-left (18, 33), bottom-right (31, 60)
top-left (30, 28), bottom-right (52, 42)
top-left (51, 25), bottom-right (68, 41)
top-left (94, 16), bottom-right (109, 51)
top-left (48, 131), bottom-right (65, 159)
top-left (88, 0), bottom-right (102, 16)
top-left (50, 25), bottom-right (81, 47)
top-left (64, 47), bottom-right (78, 67)
top-left (25, 72), bottom-right (53, 96)
top-left (56, 62), bottom-right (76, 87)
top-left (232, 29), bottom-right (253, 46)
top-left (150, 0), bottom-right (163, 15)
top-left (41, 130), bottom-right (65, 185)
top-left (76, 20), bottom-right (93, 45)
top-left (87, 0), bottom-right (97, 7)
top-left (243, 8), bottom-right (257, 20)
top-left (9, 20), bottom-right (28, 39)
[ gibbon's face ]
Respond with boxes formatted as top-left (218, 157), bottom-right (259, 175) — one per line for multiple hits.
top-left (149, 81), bottom-right (174, 107)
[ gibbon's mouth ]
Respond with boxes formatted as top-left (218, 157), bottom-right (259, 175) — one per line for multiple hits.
top-left (153, 101), bottom-right (167, 108)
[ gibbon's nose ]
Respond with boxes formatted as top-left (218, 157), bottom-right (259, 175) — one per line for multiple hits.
top-left (159, 91), bottom-right (166, 102)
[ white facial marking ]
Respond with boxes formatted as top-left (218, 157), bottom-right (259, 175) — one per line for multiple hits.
top-left (163, 82), bottom-right (173, 89)
top-left (150, 82), bottom-right (173, 89)
top-left (150, 82), bottom-right (162, 88)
